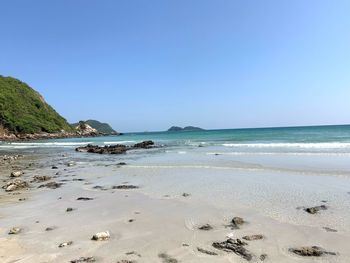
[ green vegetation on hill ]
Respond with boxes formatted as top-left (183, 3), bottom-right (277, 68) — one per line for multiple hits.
top-left (71, 120), bottom-right (117, 134)
top-left (0, 76), bottom-right (73, 134)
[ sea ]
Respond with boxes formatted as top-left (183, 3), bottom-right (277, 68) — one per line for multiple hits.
top-left (1, 124), bottom-right (350, 155)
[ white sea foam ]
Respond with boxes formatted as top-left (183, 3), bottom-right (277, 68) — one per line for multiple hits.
top-left (103, 141), bottom-right (136, 145)
top-left (222, 142), bottom-right (350, 149)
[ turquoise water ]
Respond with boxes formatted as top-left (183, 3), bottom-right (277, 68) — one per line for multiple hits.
top-left (1, 124), bottom-right (350, 153)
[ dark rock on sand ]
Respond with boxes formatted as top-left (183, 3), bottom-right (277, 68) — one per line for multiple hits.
top-left (113, 185), bottom-right (139, 189)
top-left (59, 241), bottom-right (73, 248)
top-left (45, 227), bottom-right (55, 231)
top-left (289, 246), bottom-right (336, 257)
top-left (93, 185), bottom-right (108, 190)
top-left (323, 227), bottom-right (337, 232)
top-left (304, 205), bottom-right (328, 214)
top-left (212, 238), bottom-right (252, 261)
top-left (38, 181), bottom-right (63, 189)
top-left (66, 207), bottom-right (74, 212)
top-left (31, 175), bottom-right (51, 183)
top-left (10, 171), bottom-right (23, 177)
top-left (182, 193), bottom-right (190, 197)
top-left (91, 231), bottom-right (110, 241)
top-left (8, 227), bottom-right (21, 235)
top-left (117, 162), bottom-right (127, 165)
top-left (52, 166), bottom-right (58, 169)
top-left (242, 234), bottom-right (264, 241)
top-left (116, 260), bottom-right (136, 263)
top-left (197, 247), bottom-right (218, 255)
top-left (260, 254), bottom-right (268, 261)
top-left (77, 197), bottom-right (94, 201)
top-left (158, 253), bottom-right (178, 263)
top-left (198, 224), bottom-right (213, 231)
top-left (70, 257), bottom-right (96, 263)
top-left (3, 179), bottom-right (29, 192)
top-left (230, 217), bottom-right (245, 229)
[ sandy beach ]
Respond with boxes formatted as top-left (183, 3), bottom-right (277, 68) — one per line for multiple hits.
top-left (1, 143), bottom-right (350, 263)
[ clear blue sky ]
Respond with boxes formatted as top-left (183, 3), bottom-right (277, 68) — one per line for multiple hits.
top-left (1, 1), bottom-right (349, 132)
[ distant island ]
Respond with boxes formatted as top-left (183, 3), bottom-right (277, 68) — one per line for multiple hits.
top-left (167, 126), bottom-right (204, 132)
top-left (0, 75), bottom-right (118, 140)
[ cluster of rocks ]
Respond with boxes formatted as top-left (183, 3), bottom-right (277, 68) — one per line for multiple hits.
top-left (3, 178), bottom-right (29, 192)
top-left (1, 155), bottom-right (22, 162)
top-left (76, 140), bottom-right (155, 154)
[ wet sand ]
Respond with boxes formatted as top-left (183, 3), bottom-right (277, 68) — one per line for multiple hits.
top-left (1, 147), bottom-right (350, 262)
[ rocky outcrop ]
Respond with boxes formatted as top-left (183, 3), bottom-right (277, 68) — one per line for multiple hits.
top-left (76, 141), bottom-right (155, 154)
top-left (75, 122), bottom-right (99, 136)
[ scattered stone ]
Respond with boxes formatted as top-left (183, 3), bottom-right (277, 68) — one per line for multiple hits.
top-left (259, 254), bottom-right (268, 261)
top-left (77, 197), bottom-right (94, 201)
top-left (323, 227), bottom-right (337, 232)
top-left (117, 162), bottom-right (127, 165)
top-left (113, 185), bottom-right (139, 190)
top-left (3, 179), bottom-right (29, 192)
top-left (59, 241), bottom-right (73, 247)
top-left (70, 257), bottom-right (96, 263)
top-left (18, 198), bottom-right (26, 201)
top-left (66, 207), bottom-right (74, 212)
top-left (72, 178), bottom-right (85, 181)
top-left (125, 251), bottom-right (141, 257)
top-left (116, 260), bottom-right (136, 263)
top-left (38, 181), bottom-right (63, 189)
top-left (304, 205), bottom-right (328, 214)
top-left (289, 246), bottom-right (336, 257)
top-left (45, 227), bottom-right (55, 231)
top-left (242, 234), bottom-right (264, 241)
top-left (197, 247), bottom-right (218, 255)
top-left (230, 217), bottom-right (245, 229)
top-left (198, 224), bottom-right (213, 231)
top-left (182, 193), bottom-right (190, 197)
top-left (10, 171), bottom-right (23, 177)
top-left (52, 166), bottom-right (58, 169)
top-left (8, 227), bottom-right (21, 235)
top-left (158, 253), bottom-right (178, 263)
top-left (128, 219), bottom-right (135, 223)
top-left (91, 231), bottom-right (110, 241)
top-left (67, 162), bottom-right (75, 167)
top-left (31, 175), bottom-right (51, 182)
top-left (92, 185), bottom-right (108, 190)
top-left (212, 238), bottom-right (252, 261)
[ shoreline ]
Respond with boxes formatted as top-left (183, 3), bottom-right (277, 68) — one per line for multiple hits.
top-left (1, 148), bottom-right (350, 262)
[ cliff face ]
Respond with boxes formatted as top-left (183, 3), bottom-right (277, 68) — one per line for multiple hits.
top-left (0, 76), bottom-right (73, 135)
top-left (71, 120), bottom-right (118, 135)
